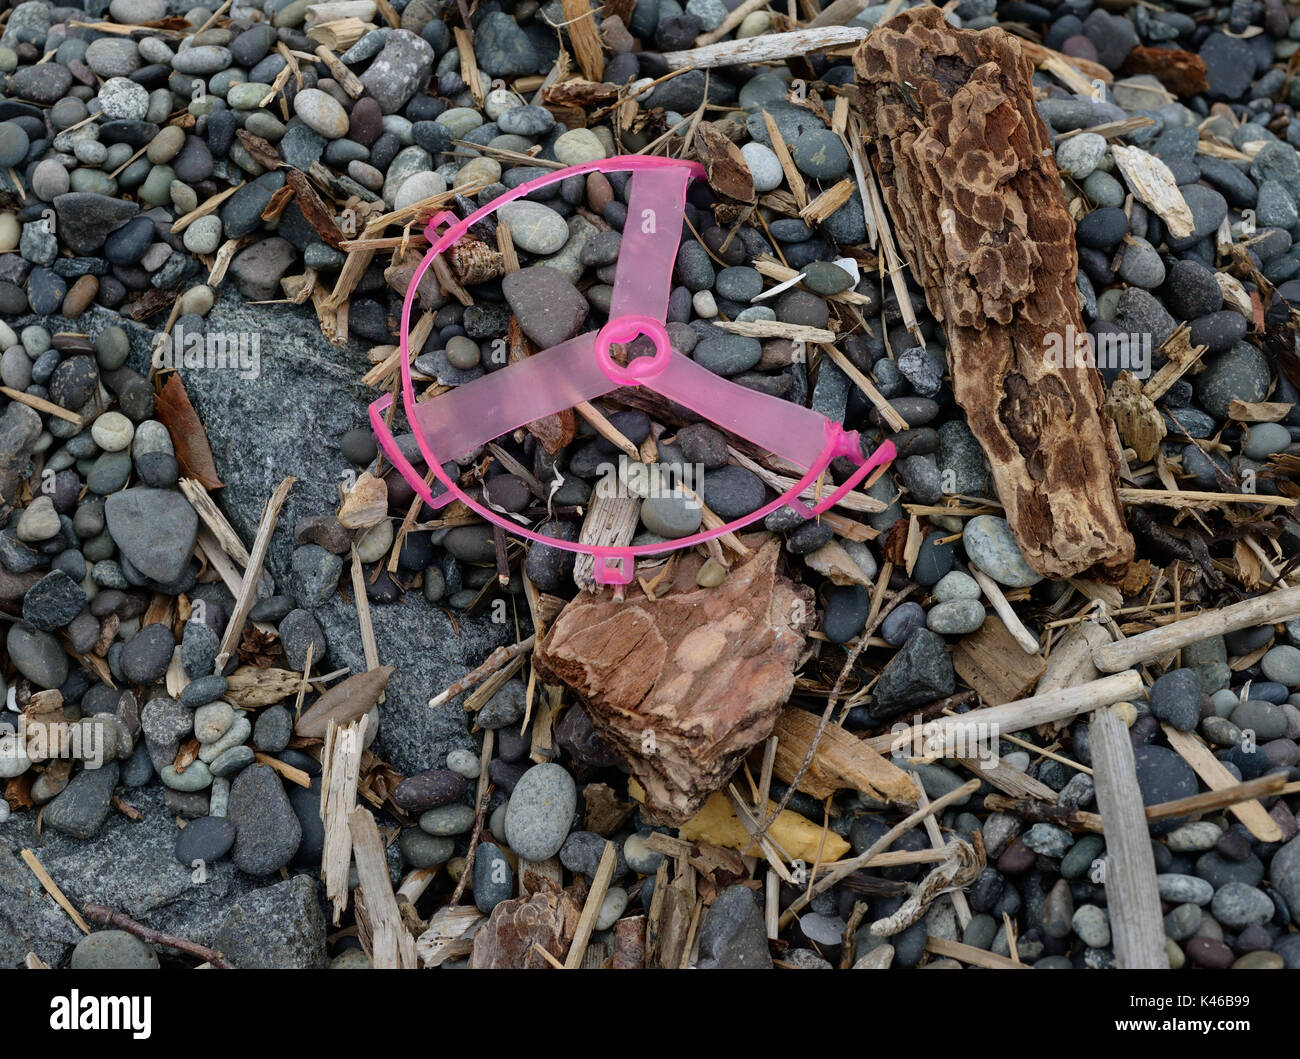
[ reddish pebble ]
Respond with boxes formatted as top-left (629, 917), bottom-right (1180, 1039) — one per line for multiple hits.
top-left (997, 836), bottom-right (1037, 874)
top-left (61, 275), bottom-right (98, 318)
top-left (1186, 936), bottom-right (1234, 969)
top-left (587, 171), bottom-right (613, 213)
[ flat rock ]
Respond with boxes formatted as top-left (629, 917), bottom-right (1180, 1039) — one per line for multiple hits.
top-left (211, 875), bottom-right (327, 968)
top-left (502, 265), bottom-right (589, 349)
top-left (104, 488), bottom-right (198, 584)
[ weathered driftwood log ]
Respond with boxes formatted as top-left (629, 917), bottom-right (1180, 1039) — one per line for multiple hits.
top-left (854, 7), bottom-right (1134, 580)
top-left (532, 539), bottom-right (813, 824)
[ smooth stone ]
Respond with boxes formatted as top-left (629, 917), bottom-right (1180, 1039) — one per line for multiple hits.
top-left (962, 515), bottom-right (1042, 587)
top-left (503, 762), bottom-right (576, 861)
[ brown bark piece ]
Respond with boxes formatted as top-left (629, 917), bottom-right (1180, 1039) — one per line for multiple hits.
top-left (532, 539), bottom-right (813, 824)
top-left (467, 889), bottom-right (581, 969)
top-left (1121, 46), bottom-right (1209, 97)
top-left (693, 121), bottom-right (756, 204)
top-left (854, 8), bottom-right (1134, 580)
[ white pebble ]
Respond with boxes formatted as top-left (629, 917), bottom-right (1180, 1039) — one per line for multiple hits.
top-left (91, 411), bottom-right (134, 452)
top-left (692, 290), bottom-right (718, 318)
top-left (741, 141), bottom-right (783, 193)
top-left (484, 88), bottom-right (522, 121)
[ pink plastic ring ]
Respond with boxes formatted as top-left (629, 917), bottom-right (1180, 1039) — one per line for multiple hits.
top-left (367, 155), bottom-right (896, 586)
top-left (594, 315), bottom-right (672, 386)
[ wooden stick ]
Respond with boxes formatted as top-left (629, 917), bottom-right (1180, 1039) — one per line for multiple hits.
top-left (1117, 487), bottom-right (1295, 508)
top-left (1148, 770), bottom-right (1288, 824)
top-left (83, 903), bottom-right (233, 968)
top-left (21, 850), bottom-right (90, 933)
top-left (349, 546), bottom-right (381, 675)
top-left (662, 25), bottom-right (868, 69)
top-left (252, 752), bottom-right (311, 788)
top-left (779, 779), bottom-right (979, 927)
top-left (0, 386), bottom-right (82, 425)
top-left (864, 670), bottom-right (1143, 754)
top-left (969, 562), bottom-right (1040, 654)
top-left (349, 807), bottom-right (418, 968)
top-left (1161, 724), bottom-right (1284, 842)
top-left (215, 476), bottom-right (295, 670)
top-left (925, 936), bottom-right (1029, 969)
top-left (576, 402), bottom-right (639, 461)
top-left (1090, 705), bottom-right (1169, 969)
top-left (320, 716), bottom-right (368, 922)
top-left (1092, 584), bottom-right (1300, 672)
top-left (428, 636), bottom-right (536, 708)
top-left (821, 344), bottom-right (908, 431)
top-left (178, 478), bottom-right (251, 565)
top-left (565, 840), bottom-right (618, 968)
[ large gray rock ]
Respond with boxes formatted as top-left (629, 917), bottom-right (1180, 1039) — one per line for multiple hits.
top-left (157, 291), bottom-right (513, 774)
top-left (211, 875), bottom-right (327, 968)
top-left (0, 786), bottom-right (272, 967)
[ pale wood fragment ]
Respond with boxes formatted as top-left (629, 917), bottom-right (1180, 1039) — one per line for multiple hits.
top-left (1090, 705), bottom-right (1169, 969)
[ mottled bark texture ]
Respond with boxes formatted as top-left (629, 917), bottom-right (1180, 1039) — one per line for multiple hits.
top-left (855, 7), bottom-right (1134, 579)
top-left (532, 539), bottom-right (813, 824)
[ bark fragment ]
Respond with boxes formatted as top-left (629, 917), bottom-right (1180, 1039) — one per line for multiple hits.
top-left (532, 539), bottom-right (813, 823)
top-left (854, 7), bottom-right (1134, 579)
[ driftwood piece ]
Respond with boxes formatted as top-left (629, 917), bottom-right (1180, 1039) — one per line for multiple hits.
top-left (950, 615), bottom-right (1045, 706)
top-left (1092, 584), bottom-right (1300, 671)
top-left (1161, 724), bottom-right (1283, 843)
top-left (1089, 705), bottom-right (1169, 969)
top-left (854, 8), bottom-right (1134, 580)
top-left (320, 716), bottom-right (368, 923)
top-left (533, 540), bottom-right (813, 823)
top-left (864, 670), bottom-right (1143, 754)
top-left (769, 708), bottom-right (920, 803)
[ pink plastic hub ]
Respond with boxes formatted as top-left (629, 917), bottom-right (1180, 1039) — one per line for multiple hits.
top-left (368, 156), bottom-right (896, 586)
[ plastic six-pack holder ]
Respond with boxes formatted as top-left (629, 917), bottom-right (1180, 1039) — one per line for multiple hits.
top-left (369, 155), bottom-right (896, 585)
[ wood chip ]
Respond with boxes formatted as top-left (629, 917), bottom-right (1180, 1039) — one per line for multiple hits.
top-left (1111, 144), bottom-right (1195, 239)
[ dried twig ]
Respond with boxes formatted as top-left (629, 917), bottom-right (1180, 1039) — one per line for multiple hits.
top-left (82, 903), bottom-right (233, 968)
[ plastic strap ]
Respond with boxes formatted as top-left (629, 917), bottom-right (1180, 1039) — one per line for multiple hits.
top-left (608, 166), bottom-right (692, 323)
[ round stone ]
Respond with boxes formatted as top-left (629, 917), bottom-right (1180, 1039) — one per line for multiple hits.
top-left (174, 815), bottom-right (236, 865)
top-left (741, 141), bottom-right (782, 193)
top-left (0, 121), bottom-right (29, 168)
top-left (961, 515), bottom-right (1042, 587)
top-left (445, 747), bottom-right (480, 778)
top-left (91, 411), bottom-right (134, 452)
top-left (293, 88), bottom-right (350, 138)
top-left (933, 570), bottom-right (980, 602)
top-left (497, 200), bottom-right (568, 254)
top-left (503, 763), bottom-right (577, 861)
top-left (926, 599), bottom-right (986, 635)
top-left (1056, 133), bottom-right (1106, 179)
top-left (639, 490), bottom-right (703, 539)
top-left (1262, 645), bottom-right (1300, 686)
top-left (419, 803), bottom-right (476, 836)
top-left (71, 930), bottom-right (159, 969)
top-left (553, 128), bottom-right (606, 165)
top-left (393, 171), bottom-right (447, 210)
